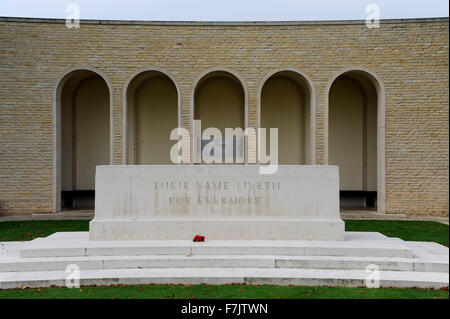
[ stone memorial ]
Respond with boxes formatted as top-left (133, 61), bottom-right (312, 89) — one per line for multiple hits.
top-left (89, 165), bottom-right (345, 240)
top-left (1, 165), bottom-right (447, 289)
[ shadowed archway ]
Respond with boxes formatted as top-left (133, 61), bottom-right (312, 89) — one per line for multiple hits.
top-left (54, 67), bottom-right (112, 211)
top-left (259, 70), bottom-right (314, 165)
top-left (191, 69), bottom-right (247, 164)
top-left (124, 69), bottom-right (180, 165)
top-left (326, 68), bottom-right (385, 211)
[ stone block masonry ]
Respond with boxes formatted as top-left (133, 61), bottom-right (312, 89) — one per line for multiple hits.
top-left (0, 17), bottom-right (448, 216)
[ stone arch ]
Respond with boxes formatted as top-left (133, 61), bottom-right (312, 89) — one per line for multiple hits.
top-left (53, 66), bottom-right (113, 212)
top-left (325, 67), bottom-right (386, 212)
top-left (257, 68), bottom-right (316, 164)
top-left (123, 67), bottom-right (181, 164)
top-left (190, 67), bottom-right (248, 164)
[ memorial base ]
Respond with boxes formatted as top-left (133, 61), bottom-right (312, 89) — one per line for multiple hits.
top-left (0, 231), bottom-right (448, 289)
top-left (89, 219), bottom-right (345, 241)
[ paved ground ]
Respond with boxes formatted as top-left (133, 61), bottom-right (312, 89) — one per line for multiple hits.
top-left (340, 211), bottom-right (449, 225)
top-left (0, 210), bottom-right (448, 225)
top-left (1, 231), bottom-right (448, 289)
top-left (0, 210), bottom-right (94, 221)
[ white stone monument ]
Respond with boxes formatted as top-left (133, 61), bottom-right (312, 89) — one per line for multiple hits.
top-left (89, 165), bottom-right (345, 240)
top-left (1, 165), bottom-right (447, 289)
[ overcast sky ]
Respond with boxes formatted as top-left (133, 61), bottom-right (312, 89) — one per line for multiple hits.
top-left (0, 0), bottom-right (448, 21)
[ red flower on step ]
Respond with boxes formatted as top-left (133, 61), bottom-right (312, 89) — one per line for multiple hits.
top-left (193, 235), bottom-right (205, 242)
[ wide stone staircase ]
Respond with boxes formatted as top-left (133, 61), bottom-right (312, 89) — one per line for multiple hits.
top-left (0, 231), bottom-right (448, 289)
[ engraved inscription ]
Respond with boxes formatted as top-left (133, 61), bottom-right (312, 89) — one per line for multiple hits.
top-left (151, 180), bottom-right (281, 207)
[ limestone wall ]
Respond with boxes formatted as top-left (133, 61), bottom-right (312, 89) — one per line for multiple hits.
top-left (0, 17), bottom-right (448, 216)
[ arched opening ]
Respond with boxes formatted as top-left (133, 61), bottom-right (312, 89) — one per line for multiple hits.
top-left (125, 70), bottom-right (179, 164)
top-left (58, 69), bottom-right (111, 210)
top-left (260, 71), bottom-right (312, 164)
top-left (328, 70), bottom-right (379, 210)
top-left (193, 70), bottom-right (246, 164)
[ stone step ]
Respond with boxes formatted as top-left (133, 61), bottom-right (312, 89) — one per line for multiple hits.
top-left (2, 231), bottom-right (447, 289)
top-left (19, 232), bottom-right (414, 259)
top-left (0, 254), bottom-right (448, 273)
top-left (0, 268), bottom-right (448, 290)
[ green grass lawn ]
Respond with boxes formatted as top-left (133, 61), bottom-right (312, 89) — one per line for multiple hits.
top-left (345, 220), bottom-right (449, 246)
top-left (0, 220), bottom-right (90, 242)
top-left (0, 219), bottom-right (448, 299)
top-left (0, 284), bottom-right (448, 299)
top-left (0, 219), bottom-right (447, 245)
